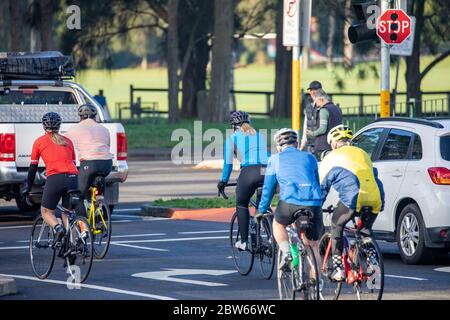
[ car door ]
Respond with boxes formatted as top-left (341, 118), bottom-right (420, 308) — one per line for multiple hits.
top-left (370, 128), bottom-right (416, 232)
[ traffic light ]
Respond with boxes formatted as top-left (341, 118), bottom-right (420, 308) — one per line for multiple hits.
top-left (348, 1), bottom-right (378, 44)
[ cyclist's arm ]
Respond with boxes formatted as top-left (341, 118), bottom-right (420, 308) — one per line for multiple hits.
top-left (220, 136), bottom-right (234, 183)
top-left (258, 158), bottom-right (277, 213)
top-left (25, 140), bottom-right (41, 191)
top-left (300, 116), bottom-right (307, 146)
top-left (309, 108), bottom-right (329, 137)
top-left (374, 167), bottom-right (385, 211)
top-left (318, 156), bottom-right (334, 201)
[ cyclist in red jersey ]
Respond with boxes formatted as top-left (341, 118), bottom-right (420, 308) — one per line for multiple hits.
top-left (21, 112), bottom-right (78, 244)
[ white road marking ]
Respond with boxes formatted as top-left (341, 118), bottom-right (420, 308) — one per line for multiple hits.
top-left (112, 233), bottom-right (166, 238)
top-left (111, 220), bottom-right (133, 223)
top-left (0, 246), bottom-right (28, 250)
top-left (133, 269), bottom-right (236, 287)
top-left (112, 236), bottom-right (228, 245)
top-left (111, 243), bottom-right (168, 252)
top-left (179, 230), bottom-right (228, 235)
top-left (385, 274), bottom-right (428, 281)
top-left (434, 267), bottom-right (450, 273)
top-left (0, 225), bottom-right (32, 230)
top-left (0, 273), bottom-right (176, 300)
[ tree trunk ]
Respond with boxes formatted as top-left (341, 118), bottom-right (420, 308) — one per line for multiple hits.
top-left (326, 13), bottom-right (336, 70)
top-left (167, 0), bottom-right (180, 123)
top-left (406, 0), bottom-right (425, 109)
top-left (343, 0), bottom-right (353, 69)
top-left (39, 0), bottom-right (55, 50)
top-left (207, 0), bottom-right (236, 122)
top-left (272, 0), bottom-right (292, 118)
top-left (8, 0), bottom-right (23, 51)
top-left (30, 1), bottom-right (41, 52)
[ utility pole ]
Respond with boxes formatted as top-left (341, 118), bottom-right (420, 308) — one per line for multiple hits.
top-left (380, 0), bottom-right (391, 118)
top-left (292, 47), bottom-right (301, 131)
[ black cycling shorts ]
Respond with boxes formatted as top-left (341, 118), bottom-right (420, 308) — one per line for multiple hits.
top-left (78, 159), bottom-right (113, 198)
top-left (274, 200), bottom-right (324, 241)
top-left (42, 174), bottom-right (78, 210)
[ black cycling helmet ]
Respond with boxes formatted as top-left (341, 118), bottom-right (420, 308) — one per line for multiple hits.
top-left (78, 104), bottom-right (97, 120)
top-left (274, 128), bottom-right (298, 147)
top-left (229, 111), bottom-right (250, 127)
top-left (42, 112), bottom-right (62, 131)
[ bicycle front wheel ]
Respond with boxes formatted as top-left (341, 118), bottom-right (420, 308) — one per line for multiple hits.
top-left (318, 232), bottom-right (342, 300)
top-left (90, 201), bottom-right (112, 259)
top-left (293, 243), bottom-right (320, 300)
top-left (258, 214), bottom-right (276, 280)
top-left (354, 237), bottom-right (384, 300)
top-left (230, 212), bottom-right (254, 276)
top-left (30, 216), bottom-right (56, 279)
top-left (66, 216), bottom-right (94, 283)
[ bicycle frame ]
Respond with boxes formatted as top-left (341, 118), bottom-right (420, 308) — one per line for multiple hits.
top-left (86, 186), bottom-right (108, 236)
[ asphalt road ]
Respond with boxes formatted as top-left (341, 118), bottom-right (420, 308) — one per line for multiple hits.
top-left (0, 161), bottom-right (449, 300)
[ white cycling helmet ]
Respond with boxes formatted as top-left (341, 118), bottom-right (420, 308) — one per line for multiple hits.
top-left (274, 128), bottom-right (298, 147)
top-left (327, 124), bottom-right (353, 145)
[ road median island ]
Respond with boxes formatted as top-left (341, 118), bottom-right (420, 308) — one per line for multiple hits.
top-left (140, 205), bottom-right (239, 222)
top-left (0, 276), bottom-right (17, 297)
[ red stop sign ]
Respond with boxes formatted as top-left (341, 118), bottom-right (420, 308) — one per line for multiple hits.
top-left (377, 9), bottom-right (412, 44)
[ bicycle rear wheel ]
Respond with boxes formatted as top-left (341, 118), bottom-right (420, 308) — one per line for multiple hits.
top-left (354, 237), bottom-right (384, 300)
top-left (30, 216), bottom-right (56, 279)
top-left (318, 232), bottom-right (342, 300)
top-left (91, 201), bottom-right (112, 259)
top-left (293, 243), bottom-right (320, 300)
top-left (258, 214), bottom-right (276, 280)
top-left (277, 249), bottom-right (295, 300)
top-left (230, 212), bottom-right (254, 276)
top-left (66, 216), bottom-right (94, 283)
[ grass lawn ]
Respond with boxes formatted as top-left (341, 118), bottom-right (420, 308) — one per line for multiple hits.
top-left (152, 195), bottom-right (279, 209)
top-left (77, 55), bottom-right (450, 118)
top-left (125, 117), bottom-right (291, 149)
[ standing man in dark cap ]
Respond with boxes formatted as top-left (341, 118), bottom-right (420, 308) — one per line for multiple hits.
top-left (300, 81), bottom-right (323, 154)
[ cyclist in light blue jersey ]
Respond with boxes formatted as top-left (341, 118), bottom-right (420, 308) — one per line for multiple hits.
top-left (217, 111), bottom-right (269, 251)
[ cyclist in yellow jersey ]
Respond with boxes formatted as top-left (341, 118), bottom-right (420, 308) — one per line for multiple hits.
top-left (319, 125), bottom-right (385, 282)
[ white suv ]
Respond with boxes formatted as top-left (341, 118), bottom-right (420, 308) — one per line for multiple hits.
top-left (325, 117), bottom-right (450, 264)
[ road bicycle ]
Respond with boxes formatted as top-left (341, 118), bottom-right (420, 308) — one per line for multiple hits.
top-left (319, 206), bottom-right (384, 300)
top-left (29, 190), bottom-right (94, 283)
top-left (277, 208), bottom-right (320, 300)
top-left (85, 175), bottom-right (112, 259)
top-left (219, 183), bottom-right (276, 280)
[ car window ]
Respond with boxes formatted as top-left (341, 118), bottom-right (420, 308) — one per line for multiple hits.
top-left (352, 128), bottom-right (384, 157)
top-left (441, 135), bottom-right (450, 161)
top-left (379, 129), bottom-right (413, 161)
top-left (411, 134), bottom-right (423, 160)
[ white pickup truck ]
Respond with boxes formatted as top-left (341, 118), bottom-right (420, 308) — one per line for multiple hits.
top-left (0, 79), bottom-right (128, 212)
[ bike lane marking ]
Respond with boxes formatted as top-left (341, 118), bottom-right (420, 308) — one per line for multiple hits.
top-left (132, 269), bottom-right (236, 287)
top-left (434, 267), bottom-right (450, 273)
top-left (111, 235), bottom-right (229, 244)
top-left (0, 273), bottom-right (176, 300)
top-left (111, 243), bottom-right (168, 252)
top-left (385, 274), bottom-right (428, 281)
top-left (178, 230), bottom-right (229, 235)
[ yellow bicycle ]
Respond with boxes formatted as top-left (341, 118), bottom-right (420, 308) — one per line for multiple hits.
top-left (86, 175), bottom-right (112, 259)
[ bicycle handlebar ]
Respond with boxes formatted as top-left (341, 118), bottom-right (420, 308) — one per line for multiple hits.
top-left (218, 183), bottom-right (237, 200)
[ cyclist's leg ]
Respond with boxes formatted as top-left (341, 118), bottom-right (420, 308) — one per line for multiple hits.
top-left (41, 174), bottom-right (66, 242)
top-left (235, 166), bottom-right (259, 246)
top-left (273, 201), bottom-right (296, 268)
top-left (330, 202), bottom-right (355, 280)
top-left (76, 160), bottom-right (97, 216)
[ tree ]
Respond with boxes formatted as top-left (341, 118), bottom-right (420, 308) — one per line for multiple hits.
top-left (8, 0), bottom-right (24, 51)
top-left (343, 0), bottom-right (353, 69)
top-left (167, 0), bottom-right (180, 123)
top-left (406, 0), bottom-right (450, 106)
top-left (272, 0), bottom-right (292, 118)
top-left (207, 0), bottom-right (237, 122)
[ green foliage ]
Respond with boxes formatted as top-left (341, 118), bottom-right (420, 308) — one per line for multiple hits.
top-left (152, 195), bottom-right (279, 209)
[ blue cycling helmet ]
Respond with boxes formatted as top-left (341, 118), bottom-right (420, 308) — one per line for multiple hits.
top-left (229, 111), bottom-right (250, 127)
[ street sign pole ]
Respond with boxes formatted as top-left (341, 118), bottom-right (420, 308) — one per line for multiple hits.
top-left (292, 46), bottom-right (301, 131)
top-left (380, 0), bottom-right (391, 118)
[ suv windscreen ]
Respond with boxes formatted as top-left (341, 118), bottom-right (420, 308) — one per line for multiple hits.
top-left (0, 90), bottom-right (79, 123)
top-left (352, 127), bottom-right (384, 158)
top-left (379, 129), bottom-right (413, 160)
top-left (441, 135), bottom-right (450, 161)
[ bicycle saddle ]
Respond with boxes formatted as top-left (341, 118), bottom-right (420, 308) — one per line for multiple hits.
top-left (292, 209), bottom-right (313, 229)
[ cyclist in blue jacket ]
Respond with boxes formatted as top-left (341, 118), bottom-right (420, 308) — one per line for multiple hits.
top-left (217, 111), bottom-right (269, 251)
top-left (258, 128), bottom-right (323, 270)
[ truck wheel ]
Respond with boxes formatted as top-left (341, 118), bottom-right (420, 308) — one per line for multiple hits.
top-left (15, 197), bottom-right (40, 212)
top-left (396, 203), bottom-right (436, 264)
